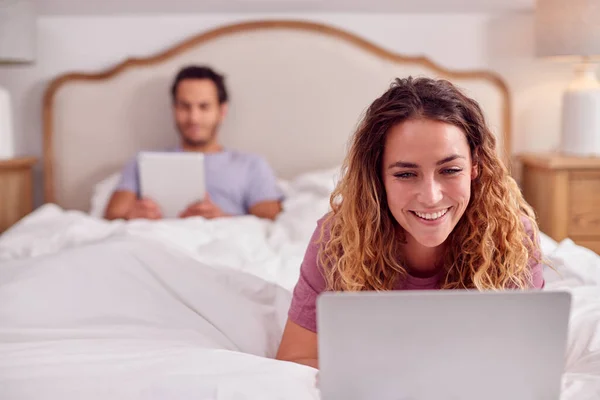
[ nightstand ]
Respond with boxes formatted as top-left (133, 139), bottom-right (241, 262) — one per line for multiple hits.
top-left (0, 157), bottom-right (37, 234)
top-left (518, 153), bottom-right (600, 254)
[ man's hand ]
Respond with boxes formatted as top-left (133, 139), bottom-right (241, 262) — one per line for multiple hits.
top-left (126, 198), bottom-right (162, 220)
top-left (179, 194), bottom-right (230, 219)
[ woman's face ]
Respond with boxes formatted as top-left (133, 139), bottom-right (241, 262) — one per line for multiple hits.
top-left (382, 119), bottom-right (477, 249)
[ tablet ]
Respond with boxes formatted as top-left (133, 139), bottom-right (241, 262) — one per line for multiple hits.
top-left (138, 151), bottom-right (206, 218)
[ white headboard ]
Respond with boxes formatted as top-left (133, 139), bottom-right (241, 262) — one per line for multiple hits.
top-left (43, 20), bottom-right (511, 212)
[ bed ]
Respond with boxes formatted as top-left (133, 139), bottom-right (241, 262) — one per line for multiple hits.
top-left (1, 19), bottom-right (599, 400)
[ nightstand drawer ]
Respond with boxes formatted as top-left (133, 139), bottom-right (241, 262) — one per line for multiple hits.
top-left (569, 171), bottom-right (600, 237)
top-left (0, 157), bottom-right (37, 233)
top-left (519, 153), bottom-right (600, 255)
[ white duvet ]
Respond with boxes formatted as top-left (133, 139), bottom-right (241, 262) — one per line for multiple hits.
top-left (0, 172), bottom-right (599, 399)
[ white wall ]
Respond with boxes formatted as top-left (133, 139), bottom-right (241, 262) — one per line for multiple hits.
top-left (0, 12), bottom-right (576, 206)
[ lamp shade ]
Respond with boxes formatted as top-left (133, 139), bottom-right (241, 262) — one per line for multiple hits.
top-left (0, 0), bottom-right (36, 63)
top-left (535, 0), bottom-right (600, 59)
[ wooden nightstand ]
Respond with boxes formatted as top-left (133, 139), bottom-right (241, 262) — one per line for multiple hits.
top-left (0, 157), bottom-right (37, 234)
top-left (518, 153), bottom-right (600, 254)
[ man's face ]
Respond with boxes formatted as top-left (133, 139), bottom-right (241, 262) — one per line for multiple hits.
top-left (173, 79), bottom-right (227, 147)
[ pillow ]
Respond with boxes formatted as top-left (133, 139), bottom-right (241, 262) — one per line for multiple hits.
top-left (278, 167), bottom-right (341, 216)
top-left (89, 172), bottom-right (121, 218)
top-left (283, 166), bottom-right (342, 198)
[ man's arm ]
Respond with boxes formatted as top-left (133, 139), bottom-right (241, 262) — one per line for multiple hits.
top-left (105, 158), bottom-right (138, 220)
top-left (245, 157), bottom-right (284, 220)
top-left (249, 200), bottom-right (282, 220)
top-left (104, 191), bottom-right (162, 220)
top-left (179, 193), bottom-right (230, 219)
top-left (104, 191), bottom-right (136, 220)
top-left (103, 157), bottom-right (160, 220)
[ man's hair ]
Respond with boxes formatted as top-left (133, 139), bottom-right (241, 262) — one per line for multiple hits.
top-left (319, 76), bottom-right (540, 292)
top-left (170, 65), bottom-right (229, 104)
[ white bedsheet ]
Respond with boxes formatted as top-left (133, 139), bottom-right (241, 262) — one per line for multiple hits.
top-left (0, 180), bottom-right (599, 399)
top-left (0, 167), bottom-right (338, 291)
top-left (0, 236), bottom-right (318, 399)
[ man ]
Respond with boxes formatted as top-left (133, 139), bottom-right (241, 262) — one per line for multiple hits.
top-left (104, 65), bottom-right (283, 221)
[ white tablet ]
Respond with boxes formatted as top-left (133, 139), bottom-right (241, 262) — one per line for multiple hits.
top-left (138, 151), bottom-right (206, 218)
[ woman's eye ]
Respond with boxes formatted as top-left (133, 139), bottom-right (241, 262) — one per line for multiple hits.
top-left (394, 172), bottom-right (416, 179)
top-left (442, 168), bottom-right (462, 175)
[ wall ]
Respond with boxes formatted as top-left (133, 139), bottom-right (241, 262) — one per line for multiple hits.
top-left (0, 12), bottom-right (576, 207)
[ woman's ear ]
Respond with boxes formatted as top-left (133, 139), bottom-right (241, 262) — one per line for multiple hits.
top-left (471, 162), bottom-right (478, 180)
top-left (470, 151), bottom-right (479, 180)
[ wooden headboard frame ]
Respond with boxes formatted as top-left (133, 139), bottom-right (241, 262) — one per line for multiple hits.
top-left (42, 19), bottom-right (511, 208)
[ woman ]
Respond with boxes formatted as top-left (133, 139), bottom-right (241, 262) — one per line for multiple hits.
top-left (276, 76), bottom-right (544, 369)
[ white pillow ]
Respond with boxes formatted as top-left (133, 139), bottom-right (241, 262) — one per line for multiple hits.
top-left (279, 166), bottom-right (341, 214)
top-left (89, 172), bottom-right (121, 218)
top-left (291, 166), bottom-right (341, 196)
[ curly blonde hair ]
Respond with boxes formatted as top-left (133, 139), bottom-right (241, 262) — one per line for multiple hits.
top-left (319, 77), bottom-right (540, 291)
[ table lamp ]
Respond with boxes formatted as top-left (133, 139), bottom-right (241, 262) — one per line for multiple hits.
top-left (535, 0), bottom-right (600, 156)
top-left (0, 0), bottom-right (36, 159)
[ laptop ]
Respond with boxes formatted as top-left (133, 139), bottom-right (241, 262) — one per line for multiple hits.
top-left (317, 290), bottom-right (571, 400)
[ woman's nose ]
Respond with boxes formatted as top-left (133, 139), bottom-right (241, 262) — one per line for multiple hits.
top-left (417, 178), bottom-right (443, 206)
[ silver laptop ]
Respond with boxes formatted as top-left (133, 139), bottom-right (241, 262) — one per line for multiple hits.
top-left (317, 290), bottom-right (571, 400)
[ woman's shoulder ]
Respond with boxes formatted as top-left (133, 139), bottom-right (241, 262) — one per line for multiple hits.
top-left (519, 213), bottom-right (539, 241)
top-left (311, 212), bottom-right (334, 240)
top-left (299, 212), bottom-right (338, 286)
top-left (518, 213), bottom-right (545, 288)
top-left (306, 212), bottom-right (333, 256)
